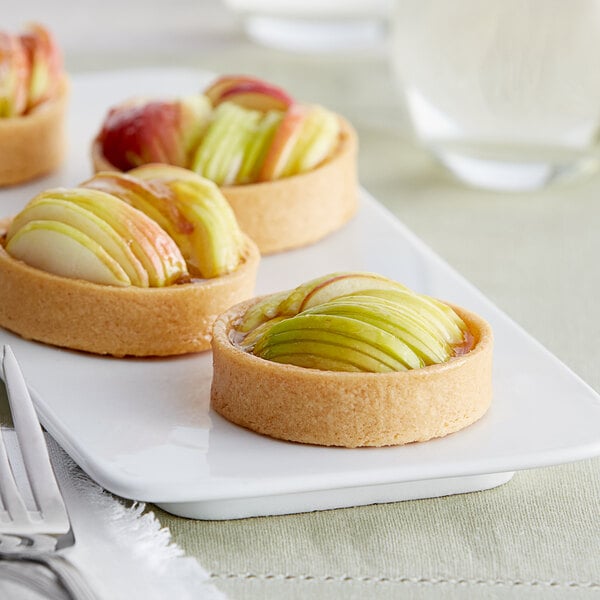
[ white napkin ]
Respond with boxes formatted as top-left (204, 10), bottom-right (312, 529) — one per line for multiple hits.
top-left (0, 435), bottom-right (226, 600)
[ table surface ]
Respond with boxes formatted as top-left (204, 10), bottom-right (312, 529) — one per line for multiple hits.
top-left (5, 2), bottom-right (600, 598)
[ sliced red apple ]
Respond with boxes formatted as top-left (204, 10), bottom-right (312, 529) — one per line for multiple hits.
top-left (128, 165), bottom-right (247, 278)
top-left (258, 103), bottom-right (309, 181)
top-left (100, 96), bottom-right (211, 169)
top-left (218, 81), bottom-right (293, 112)
top-left (0, 32), bottom-right (29, 117)
top-left (205, 75), bottom-right (263, 101)
top-left (19, 23), bottom-right (62, 110)
top-left (280, 105), bottom-right (340, 178)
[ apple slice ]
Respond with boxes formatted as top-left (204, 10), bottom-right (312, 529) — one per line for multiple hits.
top-left (168, 178), bottom-right (245, 277)
top-left (0, 32), bottom-right (29, 117)
top-left (236, 110), bottom-right (282, 184)
top-left (252, 313), bottom-right (422, 372)
top-left (204, 75), bottom-right (293, 112)
top-left (352, 289), bottom-right (466, 345)
top-left (7, 196), bottom-right (149, 286)
top-left (97, 96), bottom-right (210, 171)
top-left (81, 171), bottom-right (194, 263)
top-left (258, 104), bottom-right (308, 181)
top-left (191, 102), bottom-right (261, 185)
top-left (6, 220), bottom-right (130, 287)
top-left (204, 75), bottom-right (262, 104)
top-left (218, 81), bottom-right (293, 112)
top-left (19, 23), bottom-right (62, 110)
top-left (298, 273), bottom-right (409, 312)
top-left (127, 165), bottom-right (246, 278)
top-left (235, 272), bottom-right (402, 333)
top-left (303, 296), bottom-right (452, 365)
top-left (280, 105), bottom-right (340, 178)
top-left (34, 188), bottom-right (188, 287)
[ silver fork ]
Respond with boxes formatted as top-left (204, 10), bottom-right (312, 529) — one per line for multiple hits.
top-left (0, 344), bottom-right (100, 599)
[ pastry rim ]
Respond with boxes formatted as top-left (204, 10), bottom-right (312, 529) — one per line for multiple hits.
top-left (0, 77), bottom-right (69, 187)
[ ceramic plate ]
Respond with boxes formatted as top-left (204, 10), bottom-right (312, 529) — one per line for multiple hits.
top-left (1, 70), bottom-right (600, 519)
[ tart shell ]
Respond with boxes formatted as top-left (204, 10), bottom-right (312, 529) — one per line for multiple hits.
top-left (211, 298), bottom-right (494, 448)
top-left (0, 220), bottom-right (260, 357)
top-left (0, 78), bottom-right (69, 187)
top-left (91, 118), bottom-right (359, 255)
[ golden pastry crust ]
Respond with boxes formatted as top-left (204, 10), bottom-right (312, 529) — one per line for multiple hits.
top-left (0, 78), bottom-right (69, 187)
top-left (0, 219), bottom-right (260, 357)
top-left (91, 118), bottom-right (359, 255)
top-left (211, 298), bottom-right (493, 448)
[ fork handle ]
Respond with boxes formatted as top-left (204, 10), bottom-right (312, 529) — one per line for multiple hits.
top-left (37, 555), bottom-right (101, 600)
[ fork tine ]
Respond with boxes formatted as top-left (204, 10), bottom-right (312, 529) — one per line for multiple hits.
top-left (0, 422), bottom-right (30, 524)
top-left (1, 345), bottom-right (69, 532)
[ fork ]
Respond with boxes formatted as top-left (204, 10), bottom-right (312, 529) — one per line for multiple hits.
top-left (0, 344), bottom-right (100, 599)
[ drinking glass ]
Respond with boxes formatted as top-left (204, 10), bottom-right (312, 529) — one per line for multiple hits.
top-left (390, 0), bottom-right (600, 190)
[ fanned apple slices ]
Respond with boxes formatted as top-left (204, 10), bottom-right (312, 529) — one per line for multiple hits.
top-left (4, 166), bottom-right (247, 287)
top-left (0, 166), bottom-right (260, 356)
top-left (92, 74), bottom-right (358, 255)
top-left (211, 272), bottom-right (494, 447)
top-left (81, 165), bottom-right (245, 278)
top-left (232, 272), bottom-right (472, 372)
top-left (5, 188), bottom-right (186, 287)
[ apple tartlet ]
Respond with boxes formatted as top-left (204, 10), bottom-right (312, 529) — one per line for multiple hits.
top-left (211, 272), bottom-right (493, 448)
top-left (0, 166), bottom-right (260, 357)
top-left (0, 24), bottom-right (68, 187)
top-left (91, 75), bottom-right (358, 254)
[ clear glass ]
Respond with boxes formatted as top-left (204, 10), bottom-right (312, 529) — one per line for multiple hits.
top-left (390, 0), bottom-right (600, 191)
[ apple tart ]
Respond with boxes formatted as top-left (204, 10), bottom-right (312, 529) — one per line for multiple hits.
top-left (0, 166), bottom-right (260, 357)
top-left (211, 272), bottom-right (493, 448)
top-left (91, 75), bottom-right (358, 254)
top-left (0, 24), bottom-right (68, 187)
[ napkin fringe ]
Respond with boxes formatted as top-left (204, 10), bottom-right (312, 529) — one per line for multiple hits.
top-left (52, 439), bottom-right (226, 600)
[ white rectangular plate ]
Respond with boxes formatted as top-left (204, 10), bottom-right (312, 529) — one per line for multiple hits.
top-left (2, 69), bottom-right (600, 520)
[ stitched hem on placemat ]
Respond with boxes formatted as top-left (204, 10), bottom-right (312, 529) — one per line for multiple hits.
top-left (209, 573), bottom-right (600, 589)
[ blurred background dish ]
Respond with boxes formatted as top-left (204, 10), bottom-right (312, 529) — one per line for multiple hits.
top-left (223, 0), bottom-right (393, 52)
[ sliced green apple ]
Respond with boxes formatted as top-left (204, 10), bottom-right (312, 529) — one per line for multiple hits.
top-left (6, 220), bottom-right (130, 286)
top-left (252, 313), bottom-right (422, 371)
top-left (127, 165), bottom-right (246, 278)
top-left (191, 102), bottom-right (261, 185)
top-left (32, 188), bottom-right (188, 287)
top-left (235, 272), bottom-right (405, 333)
top-left (303, 296), bottom-right (452, 365)
top-left (237, 271), bottom-right (471, 373)
top-left (351, 289), bottom-right (466, 345)
top-left (236, 110), bottom-right (283, 184)
top-left (6, 196), bottom-right (149, 286)
top-left (81, 171), bottom-right (195, 263)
